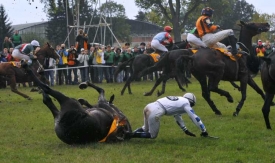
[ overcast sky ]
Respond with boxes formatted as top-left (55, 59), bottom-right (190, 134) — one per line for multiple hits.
top-left (1, 0), bottom-right (274, 25)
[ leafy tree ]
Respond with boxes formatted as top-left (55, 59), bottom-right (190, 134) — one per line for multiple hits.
top-left (135, 11), bottom-right (148, 21)
top-left (135, 0), bottom-right (202, 42)
top-left (0, 4), bottom-right (13, 47)
top-left (46, 0), bottom-right (67, 46)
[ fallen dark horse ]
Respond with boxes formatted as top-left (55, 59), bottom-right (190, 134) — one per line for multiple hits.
top-left (25, 66), bottom-right (132, 144)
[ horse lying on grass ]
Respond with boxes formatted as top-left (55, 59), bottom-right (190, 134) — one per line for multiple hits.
top-left (25, 66), bottom-right (132, 144)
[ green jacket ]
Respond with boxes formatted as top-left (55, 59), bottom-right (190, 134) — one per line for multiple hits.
top-left (123, 52), bottom-right (133, 62)
top-left (104, 51), bottom-right (116, 64)
top-left (114, 53), bottom-right (124, 65)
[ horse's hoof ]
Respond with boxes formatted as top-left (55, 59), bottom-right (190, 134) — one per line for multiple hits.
top-left (26, 97), bottom-right (32, 100)
top-left (271, 102), bottom-right (275, 106)
top-left (215, 111), bottom-right (222, 115)
top-left (79, 83), bottom-right (88, 89)
top-left (129, 92), bottom-right (132, 95)
top-left (227, 97), bottom-right (234, 103)
top-left (144, 92), bottom-right (152, 96)
top-left (233, 112), bottom-right (238, 116)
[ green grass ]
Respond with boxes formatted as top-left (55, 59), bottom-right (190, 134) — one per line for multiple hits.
top-left (0, 76), bottom-right (275, 163)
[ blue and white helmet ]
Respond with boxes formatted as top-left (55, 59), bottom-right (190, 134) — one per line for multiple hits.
top-left (183, 93), bottom-right (196, 106)
top-left (31, 40), bottom-right (40, 47)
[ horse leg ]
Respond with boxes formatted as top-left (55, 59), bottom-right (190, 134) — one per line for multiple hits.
top-left (42, 91), bottom-right (59, 118)
top-left (208, 77), bottom-right (233, 103)
top-left (78, 98), bottom-right (94, 108)
top-left (9, 75), bottom-right (31, 100)
top-left (247, 77), bottom-right (266, 100)
top-left (26, 68), bottom-right (69, 103)
top-left (144, 74), bottom-right (168, 96)
top-left (262, 93), bottom-right (274, 129)
top-left (156, 75), bottom-right (170, 97)
top-left (230, 81), bottom-right (241, 91)
top-left (121, 74), bottom-right (134, 95)
top-left (175, 75), bottom-right (186, 92)
top-left (192, 71), bottom-right (222, 115)
top-left (233, 80), bottom-right (247, 116)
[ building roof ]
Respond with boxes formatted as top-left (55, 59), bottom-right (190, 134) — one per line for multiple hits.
top-left (12, 21), bottom-right (48, 31)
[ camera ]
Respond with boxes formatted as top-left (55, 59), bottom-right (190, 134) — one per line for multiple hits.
top-left (62, 47), bottom-right (65, 49)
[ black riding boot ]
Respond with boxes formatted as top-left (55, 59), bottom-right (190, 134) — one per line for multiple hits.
top-left (132, 132), bottom-right (152, 138)
top-left (228, 35), bottom-right (238, 56)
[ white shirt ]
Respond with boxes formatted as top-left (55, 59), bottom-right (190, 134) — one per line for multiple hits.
top-left (157, 96), bottom-right (206, 132)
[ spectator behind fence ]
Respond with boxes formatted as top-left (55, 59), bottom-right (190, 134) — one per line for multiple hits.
top-left (114, 48), bottom-right (124, 83)
top-left (44, 57), bottom-right (56, 86)
top-left (77, 48), bottom-right (89, 82)
top-left (122, 48), bottom-right (133, 81)
top-left (10, 30), bottom-right (22, 47)
top-left (75, 29), bottom-right (88, 54)
top-left (92, 44), bottom-right (103, 83)
top-left (0, 49), bottom-right (7, 62)
top-left (2, 37), bottom-right (13, 52)
top-left (139, 42), bottom-right (146, 54)
top-left (57, 44), bottom-right (68, 85)
top-left (67, 45), bottom-right (78, 85)
top-left (89, 46), bottom-right (97, 83)
top-left (104, 45), bottom-right (115, 83)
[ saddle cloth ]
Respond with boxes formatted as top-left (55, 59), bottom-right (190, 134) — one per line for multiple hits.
top-left (9, 61), bottom-right (21, 68)
top-left (150, 52), bottom-right (160, 63)
top-left (99, 115), bottom-right (128, 142)
top-left (192, 48), bottom-right (242, 61)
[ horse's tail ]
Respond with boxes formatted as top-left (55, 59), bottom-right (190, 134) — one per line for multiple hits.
top-left (114, 57), bottom-right (134, 79)
top-left (176, 53), bottom-right (193, 87)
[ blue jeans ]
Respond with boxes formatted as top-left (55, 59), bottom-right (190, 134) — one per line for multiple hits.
top-left (68, 66), bottom-right (78, 84)
top-left (97, 65), bottom-right (103, 83)
top-left (45, 70), bottom-right (55, 86)
top-left (80, 67), bottom-right (89, 82)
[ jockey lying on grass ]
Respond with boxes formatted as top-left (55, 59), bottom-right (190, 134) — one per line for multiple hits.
top-left (12, 40), bottom-right (40, 65)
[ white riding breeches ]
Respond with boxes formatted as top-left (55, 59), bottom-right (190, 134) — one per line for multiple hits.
top-left (151, 39), bottom-right (168, 52)
top-left (187, 33), bottom-right (207, 48)
top-left (202, 29), bottom-right (234, 48)
top-left (142, 102), bottom-right (166, 138)
top-left (12, 49), bottom-right (32, 65)
top-left (12, 49), bottom-right (30, 60)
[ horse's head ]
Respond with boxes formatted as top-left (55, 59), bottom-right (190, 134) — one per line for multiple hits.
top-left (240, 21), bottom-right (270, 36)
top-left (36, 42), bottom-right (60, 61)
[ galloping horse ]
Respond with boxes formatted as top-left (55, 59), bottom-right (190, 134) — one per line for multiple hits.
top-left (260, 52), bottom-right (275, 129)
top-left (114, 41), bottom-right (189, 95)
top-left (179, 21), bottom-right (270, 116)
top-left (0, 43), bottom-right (59, 100)
top-left (24, 65), bottom-right (132, 144)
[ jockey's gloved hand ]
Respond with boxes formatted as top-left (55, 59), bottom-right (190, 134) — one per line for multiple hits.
top-left (184, 130), bottom-right (196, 137)
top-left (200, 131), bottom-right (208, 137)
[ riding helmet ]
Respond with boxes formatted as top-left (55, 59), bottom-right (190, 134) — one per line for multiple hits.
top-left (31, 40), bottom-right (40, 47)
top-left (183, 93), bottom-right (197, 107)
top-left (201, 7), bottom-right (214, 17)
top-left (164, 26), bottom-right (173, 32)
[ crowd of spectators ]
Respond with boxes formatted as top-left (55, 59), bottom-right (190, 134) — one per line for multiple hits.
top-left (2, 29), bottom-right (275, 88)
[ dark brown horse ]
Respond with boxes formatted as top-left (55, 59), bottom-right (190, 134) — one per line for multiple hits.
top-left (260, 52), bottom-right (275, 129)
top-left (137, 49), bottom-right (192, 96)
top-left (0, 43), bottom-right (59, 100)
top-left (178, 21), bottom-right (270, 116)
top-left (23, 65), bottom-right (132, 144)
top-left (114, 41), bottom-right (190, 95)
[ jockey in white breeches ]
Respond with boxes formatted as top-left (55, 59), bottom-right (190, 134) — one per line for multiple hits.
top-left (12, 40), bottom-right (40, 65)
top-left (194, 7), bottom-right (238, 55)
top-left (151, 26), bottom-right (173, 52)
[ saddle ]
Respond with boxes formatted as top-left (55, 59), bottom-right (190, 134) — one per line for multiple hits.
top-left (192, 48), bottom-right (242, 61)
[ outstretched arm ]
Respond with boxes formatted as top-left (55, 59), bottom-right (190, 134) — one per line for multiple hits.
top-left (184, 105), bottom-right (206, 132)
top-left (174, 114), bottom-right (196, 137)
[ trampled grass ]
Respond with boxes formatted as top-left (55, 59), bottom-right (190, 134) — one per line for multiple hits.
top-left (0, 76), bottom-right (275, 163)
